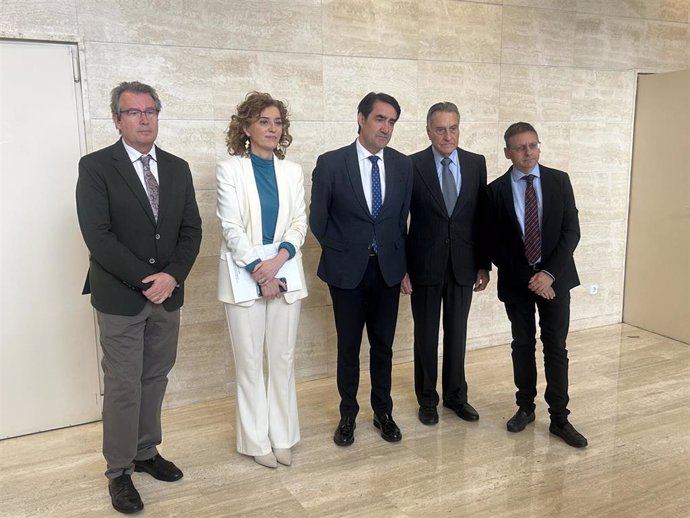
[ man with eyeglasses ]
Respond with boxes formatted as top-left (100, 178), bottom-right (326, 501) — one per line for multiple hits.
top-left (486, 122), bottom-right (587, 448)
top-left (401, 102), bottom-right (490, 426)
top-left (76, 81), bottom-right (202, 513)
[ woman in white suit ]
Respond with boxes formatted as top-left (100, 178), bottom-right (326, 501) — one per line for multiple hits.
top-left (217, 92), bottom-right (308, 468)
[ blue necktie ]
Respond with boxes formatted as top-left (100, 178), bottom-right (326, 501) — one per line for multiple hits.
top-left (369, 155), bottom-right (381, 253)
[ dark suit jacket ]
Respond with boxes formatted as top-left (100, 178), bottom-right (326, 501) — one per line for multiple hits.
top-left (76, 139), bottom-right (202, 315)
top-left (486, 164), bottom-right (580, 304)
top-left (310, 141), bottom-right (413, 289)
top-left (406, 146), bottom-right (490, 286)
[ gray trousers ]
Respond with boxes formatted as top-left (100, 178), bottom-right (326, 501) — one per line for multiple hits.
top-left (97, 302), bottom-right (180, 479)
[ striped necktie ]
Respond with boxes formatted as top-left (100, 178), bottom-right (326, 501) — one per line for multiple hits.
top-left (523, 174), bottom-right (541, 265)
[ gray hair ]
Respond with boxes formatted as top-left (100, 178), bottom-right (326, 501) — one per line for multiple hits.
top-left (426, 101), bottom-right (460, 129)
top-left (110, 81), bottom-right (162, 117)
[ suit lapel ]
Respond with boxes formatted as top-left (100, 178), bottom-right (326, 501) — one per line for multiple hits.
top-left (345, 142), bottom-right (371, 218)
top-left (381, 148), bottom-right (405, 218)
top-left (111, 140), bottom-right (157, 225)
top-left (539, 167), bottom-right (555, 232)
top-left (416, 147), bottom-right (446, 214)
top-left (242, 156), bottom-right (263, 244)
top-left (500, 168), bottom-right (523, 236)
top-left (274, 158), bottom-right (289, 239)
top-left (453, 148), bottom-right (473, 216)
top-left (156, 147), bottom-right (173, 226)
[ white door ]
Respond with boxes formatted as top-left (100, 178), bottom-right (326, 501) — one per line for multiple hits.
top-left (624, 70), bottom-right (690, 344)
top-left (0, 40), bottom-right (101, 438)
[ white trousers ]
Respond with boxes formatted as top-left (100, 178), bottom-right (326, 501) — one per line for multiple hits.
top-left (224, 298), bottom-right (301, 456)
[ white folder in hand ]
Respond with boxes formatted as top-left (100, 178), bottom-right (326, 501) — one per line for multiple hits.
top-left (226, 243), bottom-right (303, 303)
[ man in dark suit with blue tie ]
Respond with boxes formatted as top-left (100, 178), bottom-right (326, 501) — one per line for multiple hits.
top-left (401, 102), bottom-right (490, 426)
top-left (310, 92), bottom-right (413, 447)
top-left (76, 81), bottom-right (202, 513)
top-left (486, 122), bottom-right (587, 448)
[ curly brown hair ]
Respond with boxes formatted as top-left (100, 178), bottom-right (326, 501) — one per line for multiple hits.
top-left (225, 91), bottom-right (292, 159)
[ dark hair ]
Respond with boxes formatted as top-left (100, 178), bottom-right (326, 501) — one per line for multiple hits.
top-left (356, 92), bottom-right (401, 134)
top-left (110, 81), bottom-right (162, 117)
top-left (504, 122), bottom-right (539, 147)
top-left (426, 101), bottom-right (460, 129)
top-left (225, 91), bottom-right (293, 160)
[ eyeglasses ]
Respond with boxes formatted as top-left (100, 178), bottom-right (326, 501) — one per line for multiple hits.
top-left (120, 108), bottom-right (159, 119)
top-left (509, 142), bottom-right (540, 153)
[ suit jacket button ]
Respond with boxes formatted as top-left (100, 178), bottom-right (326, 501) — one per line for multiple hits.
top-left (155, 234), bottom-right (161, 240)
top-left (149, 258), bottom-right (156, 264)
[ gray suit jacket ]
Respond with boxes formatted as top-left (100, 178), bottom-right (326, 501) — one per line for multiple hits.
top-left (309, 141), bottom-right (413, 289)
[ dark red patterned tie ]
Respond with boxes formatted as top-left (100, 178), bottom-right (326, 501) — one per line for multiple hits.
top-left (523, 174), bottom-right (541, 265)
top-left (140, 154), bottom-right (159, 221)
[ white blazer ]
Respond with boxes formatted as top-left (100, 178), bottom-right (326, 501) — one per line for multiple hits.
top-left (217, 155), bottom-right (308, 306)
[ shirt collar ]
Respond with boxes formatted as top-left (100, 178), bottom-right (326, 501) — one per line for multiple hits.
top-left (121, 139), bottom-right (157, 164)
top-left (510, 163), bottom-right (540, 182)
top-left (356, 138), bottom-right (384, 162)
top-left (431, 146), bottom-right (459, 167)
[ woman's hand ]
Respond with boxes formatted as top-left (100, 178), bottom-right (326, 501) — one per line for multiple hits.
top-left (259, 277), bottom-right (286, 300)
top-left (250, 248), bottom-right (289, 285)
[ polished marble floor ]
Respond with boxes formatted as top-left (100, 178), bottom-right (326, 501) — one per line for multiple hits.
top-left (1, 324), bottom-right (688, 517)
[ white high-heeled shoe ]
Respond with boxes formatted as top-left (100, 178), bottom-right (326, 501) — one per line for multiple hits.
top-left (253, 452), bottom-right (278, 468)
top-left (273, 448), bottom-right (292, 466)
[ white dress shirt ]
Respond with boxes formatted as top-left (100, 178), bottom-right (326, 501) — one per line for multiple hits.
top-left (355, 138), bottom-right (386, 213)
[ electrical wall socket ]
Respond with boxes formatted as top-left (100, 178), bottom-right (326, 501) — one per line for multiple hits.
top-left (589, 284), bottom-right (598, 295)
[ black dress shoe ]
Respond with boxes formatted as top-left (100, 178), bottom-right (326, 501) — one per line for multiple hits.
top-left (333, 417), bottom-right (356, 447)
top-left (550, 422), bottom-right (588, 448)
top-left (108, 474), bottom-right (143, 514)
top-left (506, 408), bottom-right (535, 433)
top-left (418, 406), bottom-right (439, 425)
top-left (443, 401), bottom-right (479, 421)
top-left (373, 414), bottom-right (402, 442)
top-left (133, 454), bottom-right (183, 482)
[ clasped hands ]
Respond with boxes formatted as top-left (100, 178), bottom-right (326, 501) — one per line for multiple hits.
top-left (250, 252), bottom-right (288, 300)
top-left (528, 271), bottom-right (555, 300)
top-left (142, 272), bottom-right (177, 304)
top-left (399, 269), bottom-right (490, 295)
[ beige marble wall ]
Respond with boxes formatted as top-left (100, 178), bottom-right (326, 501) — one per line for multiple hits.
top-left (3, 0), bottom-right (688, 407)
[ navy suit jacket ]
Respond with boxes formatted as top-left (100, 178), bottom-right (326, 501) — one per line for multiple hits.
top-left (76, 139), bottom-right (202, 315)
top-left (310, 141), bottom-right (413, 289)
top-left (406, 146), bottom-right (490, 286)
top-left (486, 164), bottom-right (580, 303)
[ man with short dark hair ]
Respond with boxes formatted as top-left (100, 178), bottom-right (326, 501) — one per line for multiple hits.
top-left (401, 102), bottom-right (490, 426)
top-left (486, 122), bottom-right (587, 448)
top-left (76, 81), bottom-right (202, 513)
top-left (310, 92), bottom-right (413, 447)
